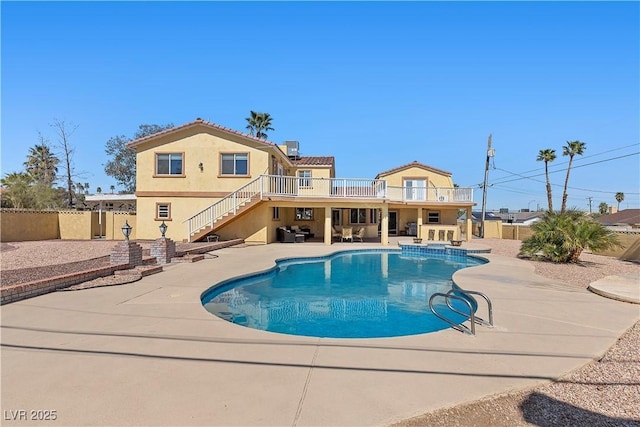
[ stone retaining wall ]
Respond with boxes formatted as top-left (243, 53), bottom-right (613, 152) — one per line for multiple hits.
top-left (1, 239), bottom-right (245, 305)
top-left (0, 264), bottom-right (130, 305)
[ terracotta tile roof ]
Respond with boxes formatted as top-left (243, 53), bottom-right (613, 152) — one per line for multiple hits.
top-left (375, 161), bottom-right (452, 178)
top-left (125, 118), bottom-right (279, 149)
top-left (292, 156), bottom-right (335, 166)
top-left (594, 209), bottom-right (640, 226)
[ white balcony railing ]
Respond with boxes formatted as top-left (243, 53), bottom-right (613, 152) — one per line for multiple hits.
top-left (261, 175), bottom-right (386, 199)
top-left (185, 175), bottom-right (474, 240)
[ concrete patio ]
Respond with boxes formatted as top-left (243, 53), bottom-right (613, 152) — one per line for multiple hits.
top-left (1, 241), bottom-right (638, 426)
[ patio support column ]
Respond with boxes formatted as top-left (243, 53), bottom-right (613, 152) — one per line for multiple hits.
top-left (324, 207), bottom-right (332, 245)
top-left (417, 208), bottom-right (423, 239)
top-left (465, 206), bottom-right (472, 241)
top-left (381, 204), bottom-right (389, 246)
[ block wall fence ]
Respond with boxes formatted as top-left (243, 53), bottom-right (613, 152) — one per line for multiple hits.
top-left (0, 209), bottom-right (136, 242)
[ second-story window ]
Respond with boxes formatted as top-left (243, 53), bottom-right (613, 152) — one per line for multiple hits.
top-left (298, 170), bottom-right (311, 187)
top-left (156, 153), bottom-right (183, 175)
top-left (221, 153), bottom-right (248, 176)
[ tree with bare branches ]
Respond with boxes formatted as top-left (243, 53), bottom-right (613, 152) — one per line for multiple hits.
top-left (50, 119), bottom-right (79, 207)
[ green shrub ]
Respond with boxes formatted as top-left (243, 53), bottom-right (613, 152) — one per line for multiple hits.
top-left (520, 211), bottom-right (620, 263)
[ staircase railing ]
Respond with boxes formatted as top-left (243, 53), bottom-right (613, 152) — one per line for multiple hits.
top-left (184, 176), bottom-right (264, 241)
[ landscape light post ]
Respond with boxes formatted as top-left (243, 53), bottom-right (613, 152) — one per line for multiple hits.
top-left (121, 221), bottom-right (132, 242)
top-left (159, 221), bottom-right (168, 238)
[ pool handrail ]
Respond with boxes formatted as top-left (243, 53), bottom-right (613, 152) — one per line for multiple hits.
top-left (429, 292), bottom-right (476, 335)
top-left (446, 288), bottom-right (494, 328)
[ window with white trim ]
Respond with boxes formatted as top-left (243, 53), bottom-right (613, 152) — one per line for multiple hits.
top-left (298, 170), bottom-right (311, 187)
top-left (156, 203), bottom-right (171, 220)
top-left (221, 153), bottom-right (248, 176)
top-left (427, 211), bottom-right (440, 223)
top-left (156, 153), bottom-right (183, 175)
top-left (404, 178), bottom-right (426, 201)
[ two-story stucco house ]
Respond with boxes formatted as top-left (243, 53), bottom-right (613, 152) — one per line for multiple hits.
top-left (127, 118), bottom-right (475, 244)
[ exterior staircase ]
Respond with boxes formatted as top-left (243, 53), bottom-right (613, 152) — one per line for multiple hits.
top-left (185, 176), bottom-right (265, 242)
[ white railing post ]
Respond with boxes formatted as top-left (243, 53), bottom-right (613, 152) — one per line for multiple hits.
top-left (259, 175), bottom-right (264, 199)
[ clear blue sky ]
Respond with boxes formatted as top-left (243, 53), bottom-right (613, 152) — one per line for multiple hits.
top-left (2, 1), bottom-right (639, 211)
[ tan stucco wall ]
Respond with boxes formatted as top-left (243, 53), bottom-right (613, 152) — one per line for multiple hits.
top-left (502, 225), bottom-right (535, 241)
top-left (0, 210), bottom-right (137, 242)
top-left (135, 128), bottom-right (273, 195)
top-left (104, 212), bottom-right (137, 240)
top-left (381, 166), bottom-right (453, 188)
top-left (135, 196), bottom-right (211, 241)
top-left (58, 211), bottom-right (94, 239)
top-left (592, 232), bottom-right (640, 259)
top-left (0, 210), bottom-right (59, 242)
top-left (292, 166), bottom-right (334, 179)
top-left (472, 220), bottom-right (502, 239)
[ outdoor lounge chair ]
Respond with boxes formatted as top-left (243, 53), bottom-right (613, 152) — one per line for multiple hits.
top-left (341, 227), bottom-right (353, 242)
top-left (332, 226), bottom-right (342, 241)
top-left (353, 227), bottom-right (365, 242)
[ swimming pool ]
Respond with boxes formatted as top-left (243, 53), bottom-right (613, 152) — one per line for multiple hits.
top-left (201, 249), bottom-right (486, 338)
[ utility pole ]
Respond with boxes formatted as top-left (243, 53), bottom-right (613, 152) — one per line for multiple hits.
top-left (480, 134), bottom-right (494, 238)
top-left (587, 197), bottom-right (593, 214)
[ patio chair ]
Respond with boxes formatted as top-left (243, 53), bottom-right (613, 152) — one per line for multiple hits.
top-left (341, 227), bottom-right (353, 242)
top-left (353, 227), bottom-right (365, 242)
top-left (332, 226), bottom-right (342, 241)
top-left (277, 227), bottom-right (300, 243)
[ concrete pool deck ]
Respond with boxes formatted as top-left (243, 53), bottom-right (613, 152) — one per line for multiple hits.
top-left (1, 241), bottom-right (638, 426)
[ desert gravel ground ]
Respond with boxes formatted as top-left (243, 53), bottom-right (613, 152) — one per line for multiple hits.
top-left (1, 238), bottom-right (639, 426)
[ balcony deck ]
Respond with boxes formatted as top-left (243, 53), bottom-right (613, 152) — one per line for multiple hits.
top-left (260, 175), bottom-right (474, 203)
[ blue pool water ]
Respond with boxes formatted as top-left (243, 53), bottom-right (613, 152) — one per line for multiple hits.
top-left (201, 250), bottom-right (486, 338)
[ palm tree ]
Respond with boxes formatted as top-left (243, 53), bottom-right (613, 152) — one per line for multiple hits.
top-left (110, 185), bottom-right (115, 194)
top-left (96, 187), bottom-right (102, 194)
top-left (536, 149), bottom-right (556, 212)
top-left (1, 172), bottom-right (34, 208)
top-left (560, 140), bottom-right (586, 213)
top-left (615, 192), bottom-right (624, 211)
top-left (598, 202), bottom-right (608, 215)
top-left (24, 143), bottom-right (59, 187)
top-left (245, 111), bottom-right (274, 140)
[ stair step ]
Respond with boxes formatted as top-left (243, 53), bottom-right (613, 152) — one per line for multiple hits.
top-left (142, 256), bottom-right (157, 265)
top-left (137, 265), bottom-right (164, 276)
top-left (171, 254), bottom-right (205, 263)
top-left (115, 265), bottom-right (163, 277)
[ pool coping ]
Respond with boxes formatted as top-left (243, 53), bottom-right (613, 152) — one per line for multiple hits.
top-left (2, 241), bottom-right (638, 426)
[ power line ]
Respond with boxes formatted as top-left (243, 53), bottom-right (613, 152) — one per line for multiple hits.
top-left (489, 143), bottom-right (639, 181)
top-left (489, 151), bottom-right (639, 187)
